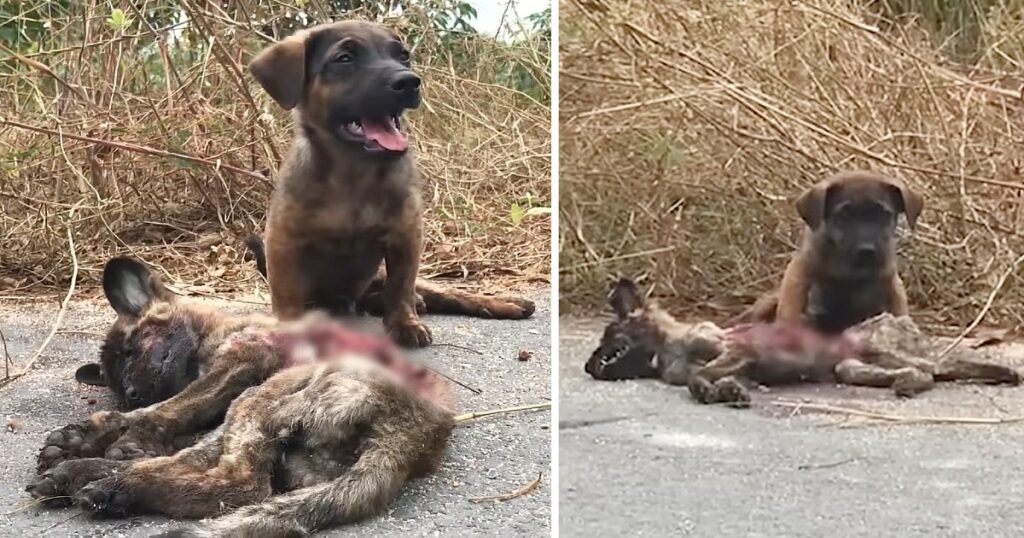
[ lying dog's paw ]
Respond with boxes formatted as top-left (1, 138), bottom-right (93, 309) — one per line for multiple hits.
top-left (105, 422), bottom-right (174, 461)
top-left (74, 476), bottom-right (135, 517)
top-left (37, 412), bottom-right (130, 473)
top-left (687, 376), bottom-right (717, 404)
top-left (891, 368), bottom-right (935, 398)
top-left (715, 377), bottom-right (751, 408)
top-left (386, 318), bottom-right (432, 348)
top-left (27, 458), bottom-right (126, 507)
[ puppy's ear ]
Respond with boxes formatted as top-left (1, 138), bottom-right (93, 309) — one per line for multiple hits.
top-left (248, 30), bottom-right (312, 110)
top-left (103, 257), bottom-right (173, 318)
top-left (886, 179), bottom-right (924, 230)
top-left (610, 278), bottom-right (643, 318)
top-left (795, 181), bottom-right (832, 230)
top-left (75, 363), bottom-right (107, 387)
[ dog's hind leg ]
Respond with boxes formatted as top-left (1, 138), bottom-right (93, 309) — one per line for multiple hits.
top-left (413, 280), bottom-right (536, 319)
top-left (934, 358), bottom-right (1021, 385)
top-left (687, 352), bottom-right (753, 406)
top-left (73, 384), bottom-right (283, 519)
top-left (835, 358), bottom-right (934, 397)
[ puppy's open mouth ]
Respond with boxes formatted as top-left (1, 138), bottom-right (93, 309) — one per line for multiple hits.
top-left (339, 114), bottom-right (408, 153)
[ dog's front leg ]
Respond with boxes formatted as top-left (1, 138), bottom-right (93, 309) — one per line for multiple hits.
top-left (886, 274), bottom-right (910, 316)
top-left (36, 333), bottom-right (285, 472)
top-left (266, 222), bottom-right (306, 320)
top-left (382, 226), bottom-right (432, 347)
top-left (776, 255), bottom-right (811, 323)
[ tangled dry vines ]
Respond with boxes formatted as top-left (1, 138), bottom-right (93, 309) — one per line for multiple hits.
top-left (560, 0), bottom-right (1024, 329)
top-left (0, 3), bottom-right (551, 299)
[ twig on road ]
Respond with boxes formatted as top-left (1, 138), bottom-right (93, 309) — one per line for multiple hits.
top-left (772, 399), bottom-right (1024, 425)
top-left (455, 402), bottom-right (552, 423)
top-left (468, 473), bottom-right (543, 503)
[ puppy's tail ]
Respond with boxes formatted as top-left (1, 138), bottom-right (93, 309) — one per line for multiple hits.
top-left (416, 280), bottom-right (536, 319)
top-left (724, 292), bottom-right (778, 327)
top-left (243, 234), bottom-right (268, 278)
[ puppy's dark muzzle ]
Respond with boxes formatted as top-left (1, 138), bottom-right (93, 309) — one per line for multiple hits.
top-left (389, 71), bottom-right (422, 109)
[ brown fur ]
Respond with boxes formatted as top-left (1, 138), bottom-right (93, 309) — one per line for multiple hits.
top-left (587, 279), bottom-right (1020, 407)
top-left (728, 171), bottom-right (923, 333)
top-left (29, 258), bottom-right (455, 536)
top-left (248, 21), bottom-right (533, 348)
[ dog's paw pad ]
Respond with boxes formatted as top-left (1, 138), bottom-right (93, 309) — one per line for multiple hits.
top-left (714, 376), bottom-right (751, 408)
top-left (37, 424), bottom-right (102, 473)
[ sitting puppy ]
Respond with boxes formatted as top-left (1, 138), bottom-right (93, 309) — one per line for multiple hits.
top-left (729, 171), bottom-right (923, 333)
top-left (28, 257), bottom-right (455, 536)
top-left (247, 20), bottom-right (534, 347)
top-left (586, 279), bottom-right (1020, 407)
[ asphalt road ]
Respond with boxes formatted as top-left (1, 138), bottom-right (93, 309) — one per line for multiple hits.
top-left (560, 316), bottom-right (1024, 538)
top-left (0, 289), bottom-right (551, 537)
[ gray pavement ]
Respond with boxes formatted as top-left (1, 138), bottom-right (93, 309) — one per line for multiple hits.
top-left (0, 289), bottom-right (551, 537)
top-left (560, 316), bottom-right (1024, 538)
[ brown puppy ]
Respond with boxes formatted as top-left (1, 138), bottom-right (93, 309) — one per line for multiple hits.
top-left (730, 171), bottom-right (923, 333)
top-left (248, 21), bottom-right (533, 348)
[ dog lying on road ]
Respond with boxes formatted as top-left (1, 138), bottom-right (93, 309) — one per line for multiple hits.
top-left (586, 279), bottom-right (1021, 406)
top-left (28, 257), bottom-right (455, 537)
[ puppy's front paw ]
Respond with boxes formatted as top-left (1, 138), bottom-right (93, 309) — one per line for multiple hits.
top-left (386, 317), bottom-right (432, 347)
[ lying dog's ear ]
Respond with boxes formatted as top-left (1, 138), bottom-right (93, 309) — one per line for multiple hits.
top-left (884, 178), bottom-right (924, 230)
top-left (610, 278), bottom-right (643, 318)
top-left (795, 181), bottom-right (831, 230)
top-left (103, 257), bottom-right (173, 317)
top-left (249, 30), bottom-right (313, 110)
top-left (75, 363), bottom-right (107, 387)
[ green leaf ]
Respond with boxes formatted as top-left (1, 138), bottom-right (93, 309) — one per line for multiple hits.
top-left (509, 202), bottom-right (525, 226)
top-left (106, 8), bottom-right (132, 31)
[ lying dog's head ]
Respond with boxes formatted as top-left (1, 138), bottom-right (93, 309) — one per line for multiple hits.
top-left (796, 170), bottom-right (923, 279)
top-left (586, 279), bottom-right (728, 382)
top-left (75, 258), bottom-right (204, 409)
top-left (249, 20), bottom-right (420, 157)
top-left (585, 279), bottom-right (662, 380)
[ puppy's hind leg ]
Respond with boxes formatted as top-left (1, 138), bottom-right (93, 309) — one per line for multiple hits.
top-left (415, 280), bottom-right (536, 319)
top-left (835, 358), bottom-right (934, 397)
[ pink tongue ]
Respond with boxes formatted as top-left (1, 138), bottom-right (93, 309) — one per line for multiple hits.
top-left (361, 117), bottom-right (408, 151)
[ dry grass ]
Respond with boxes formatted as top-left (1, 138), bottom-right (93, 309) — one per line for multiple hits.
top-left (560, 0), bottom-right (1024, 330)
top-left (0, 3), bottom-right (551, 300)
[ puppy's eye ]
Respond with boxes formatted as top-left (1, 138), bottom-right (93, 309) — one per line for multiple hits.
top-left (333, 52), bottom-right (354, 64)
top-left (398, 50), bottom-right (411, 63)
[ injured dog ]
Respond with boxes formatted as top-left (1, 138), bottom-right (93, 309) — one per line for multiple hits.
top-left (29, 257), bottom-right (454, 536)
top-left (586, 279), bottom-right (1020, 407)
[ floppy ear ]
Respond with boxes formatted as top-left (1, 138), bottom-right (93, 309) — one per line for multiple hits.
top-left (75, 363), bottom-right (107, 387)
top-left (610, 278), bottom-right (643, 318)
top-left (103, 257), bottom-right (172, 317)
top-left (794, 181), bottom-right (832, 230)
top-left (248, 30), bottom-right (311, 110)
top-left (885, 179), bottom-right (924, 230)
